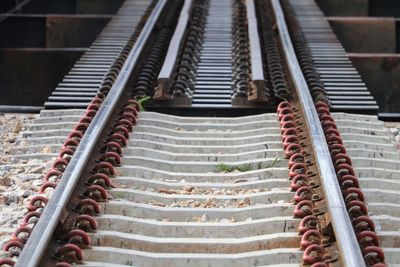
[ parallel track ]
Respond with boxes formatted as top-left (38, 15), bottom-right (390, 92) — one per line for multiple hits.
top-left (44, 0), bottom-right (154, 109)
top-left (191, 0), bottom-right (233, 107)
top-left (0, 0), bottom-right (397, 267)
top-left (285, 0), bottom-right (379, 113)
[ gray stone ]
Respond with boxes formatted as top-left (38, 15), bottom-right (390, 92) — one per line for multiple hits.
top-left (21, 190), bottom-right (33, 198)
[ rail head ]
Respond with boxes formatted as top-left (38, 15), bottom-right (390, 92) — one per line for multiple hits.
top-left (155, 0), bottom-right (194, 100)
top-left (245, 0), bottom-right (268, 102)
top-left (270, 0), bottom-right (366, 266)
top-left (15, 1), bottom-right (168, 266)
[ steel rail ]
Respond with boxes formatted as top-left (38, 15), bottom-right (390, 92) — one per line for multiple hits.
top-left (155, 0), bottom-right (193, 100)
top-left (245, 0), bottom-right (267, 102)
top-left (15, 0), bottom-right (168, 266)
top-left (270, 0), bottom-right (366, 266)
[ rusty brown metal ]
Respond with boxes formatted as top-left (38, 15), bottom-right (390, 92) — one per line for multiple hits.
top-left (316, 0), bottom-right (368, 16)
top-left (0, 15), bottom-right (111, 48)
top-left (327, 17), bottom-right (396, 53)
top-left (46, 15), bottom-right (111, 48)
top-left (0, 48), bottom-right (84, 106)
top-left (348, 53), bottom-right (400, 114)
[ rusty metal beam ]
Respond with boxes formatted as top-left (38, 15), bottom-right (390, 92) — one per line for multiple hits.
top-left (348, 53), bottom-right (400, 113)
top-left (0, 48), bottom-right (84, 106)
top-left (15, 0), bottom-right (123, 15)
top-left (327, 17), bottom-right (396, 53)
top-left (46, 15), bottom-right (111, 48)
top-left (0, 14), bottom-right (111, 48)
top-left (315, 0), bottom-right (368, 16)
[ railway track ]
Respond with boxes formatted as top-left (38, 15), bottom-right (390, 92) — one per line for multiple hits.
top-left (284, 0), bottom-right (378, 113)
top-left (0, 0), bottom-right (399, 266)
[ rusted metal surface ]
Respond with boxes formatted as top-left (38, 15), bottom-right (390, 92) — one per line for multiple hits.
top-left (44, 0), bottom-right (157, 109)
top-left (286, 0), bottom-right (379, 113)
top-left (17, 0), bottom-right (123, 15)
top-left (315, 0), bottom-right (368, 16)
top-left (0, 15), bottom-right (111, 48)
top-left (0, 0), bottom-right (124, 15)
top-left (349, 53), bottom-right (400, 113)
top-left (76, 0), bottom-right (125, 15)
top-left (46, 15), bottom-right (111, 48)
top-left (327, 17), bottom-right (396, 53)
top-left (316, 0), bottom-right (400, 17)
top-left (0, 48), bottom-right (84, 106)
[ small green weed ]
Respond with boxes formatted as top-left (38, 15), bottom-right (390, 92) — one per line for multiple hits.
top-left (217, 158), bottom-right (282, 173)
top-left (217, 163), bottom-right (252, 173)
top-left (236, 163), bottom-right (252, 172)
top-left (217, 163), bottom-right (234, 172)
top-left (137, 96), bottom-right (151, 111)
